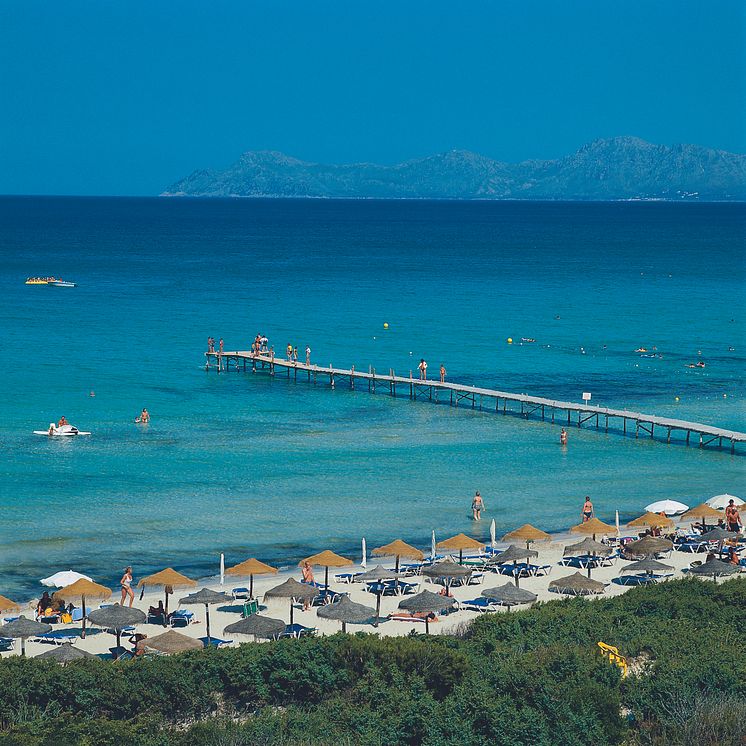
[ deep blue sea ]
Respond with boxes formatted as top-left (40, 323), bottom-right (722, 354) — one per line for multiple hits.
top-left (1, 197), bottom-right (744, 599)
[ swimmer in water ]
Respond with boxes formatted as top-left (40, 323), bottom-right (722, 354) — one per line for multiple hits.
top-left (136, 408), bottom-right (150, 424)
top-left (560, 428), bottom-right (568, 446)
top-left (581, 496), bottom-right (594, 523)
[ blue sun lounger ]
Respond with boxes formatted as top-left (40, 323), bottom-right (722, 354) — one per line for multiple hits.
top-left (200, 636), bottom-right (233, 648)
top-left (458, 598), bottom-right (495, 612)
top-left (36, 630), bottom-right (78, 645)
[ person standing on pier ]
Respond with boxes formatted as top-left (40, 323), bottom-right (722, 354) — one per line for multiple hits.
top-left (293, 346), bottom-right (298, 364)
top-left (581, 496), bottom-right (594, 523)
top-left (286, 343), bottom-right (293, 361)
top-left (418, 358), bottom-right (428, 380)
top-left (207, 336), bottom-right (214, 353)
top-left (306, 345), bottom-right (311, 365)
top-left (440, 364), bottom-right (446, 383)
top-left (219, 338), bottom-right (224, 353)
top-left (472, 491), bottom-right (484, 521)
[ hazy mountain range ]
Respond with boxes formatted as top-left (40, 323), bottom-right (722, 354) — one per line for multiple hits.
top-left (163, 137), bottom-right (746, 201)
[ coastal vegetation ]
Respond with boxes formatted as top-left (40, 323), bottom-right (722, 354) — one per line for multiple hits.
top-left (0, 578), bottom-right (743, 746)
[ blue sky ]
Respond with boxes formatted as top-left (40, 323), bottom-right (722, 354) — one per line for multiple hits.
top-left (1, 1), bottom-right (743, 195)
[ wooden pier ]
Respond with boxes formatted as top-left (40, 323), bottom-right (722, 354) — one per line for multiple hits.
top-left (205, 351), bottom-right (746, 454)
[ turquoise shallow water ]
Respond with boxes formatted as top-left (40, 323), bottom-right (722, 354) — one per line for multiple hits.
top-left (1, 197), bottom-right (744, 598)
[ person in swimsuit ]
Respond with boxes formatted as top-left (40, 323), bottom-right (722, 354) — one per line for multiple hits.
top-left (418, 359), bottom-right (427, 380)
top-left (120, 566), bottom-right (134, 607)
top-left (305, 346), bottom-right (311, 365)
top-left (301, 561), bottom-right (315, 610)
top-left (725, 500), bottom-right (742, 533)
top-left (560, 428), bottom-right (568, 446)
top-left (219, 338), bottom-right (224, 353)
top-left (293, 347), bottom-right (298, 363)
top-left (581, 497), bottom-right (594, 523)
top-left (137, 408), bottom-right (150, 424)
top-left (58, 416), bottom-right (68, 427)
top-left (439, 364), bottom-right (446, 383)
top-left (286, 344), bottom-right (293, 361)
top-left (472, 491), bottom-right (484, 521)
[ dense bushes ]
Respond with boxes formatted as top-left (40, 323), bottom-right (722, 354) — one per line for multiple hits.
top-left (0, 578), bottom-right (743, 745)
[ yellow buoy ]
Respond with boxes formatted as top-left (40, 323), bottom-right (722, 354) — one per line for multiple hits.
top-left (383, 322), bottom-right (389, 329)
top-left (507, 337), bottom-right (513, 344)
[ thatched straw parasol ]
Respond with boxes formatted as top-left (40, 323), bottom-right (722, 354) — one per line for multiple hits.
top-left (398, 590), bottom-right (456, 634)
top-left (54, 579), bottom-right (111, 639)
top-left (356, 565), bottom-right (402, 626)
top-left (372, 539), bottom-right (424, 572)
top-left (143, 629), bottom-right (202, 655)
top-left (627, 512), bottom-right (674, 529)
top-left (300, 550), bottom-right (353, 589)
top-left (137, 568), bottom-right (196, 618)
top-left (224, 614), bottom-right (286, 640)
top-left (481, 583), bottom-right (537, 611)
top-left (0, 595), bottom-right (20, 613)
top-left (563, 537), bottom-right (612, 578)
top-left (619, 558), bottom-right (674, 576)
top-left (317, 595), bottom-right (376, 632)
top-left (179, 588), bottom-right (232, 645)
top-left (422, 560), bottom-right (472, 597)
top-left (0, 615), bottom-right (51, 656)
top-left (501, 524), bottom-right (552, 550)
top-left (87, 604), bottom-right (146, 649)
top-left (488, 544), bottom-right (538, 588)
top-left (225, 558), bottom-right (278, 600)
top-left (570, 517), bottom-right (616, 539)
top-left (689, 557), bottom-right (739, 582)
top-left (548, 572), bottom-right (606, 596)
top-left (264, 578), bottom-right (319, 625)
top-left (624, 535), bottom-right (674, 558)
top-left (698, 528), bottom-right (738, 542)
top-left (36, 642), bottom-right (97, 664)
top-left (680, 503), bottom-right (723, 528)
top-left (436, 534), bottom-right (485, 564)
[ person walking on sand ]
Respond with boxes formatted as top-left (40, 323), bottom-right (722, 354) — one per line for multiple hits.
top-left (418, 358), bottom-right (428, 380)
top-left (560, 428), bottom-right (568, 446)
top-left (725, 499), bottom-right (742, 533)
top-left (301, 561), bottom-right (315, 610)
top-left (120, 566), bottom-right (134, 607)
top-left (581, 496), bottom-right (594, 523)
top-left (306, 345), bottom-right (311, 365)
top-left (472, 491), bottom-right (484, 521)
top-left (440, 364), bottom-right (446, 383)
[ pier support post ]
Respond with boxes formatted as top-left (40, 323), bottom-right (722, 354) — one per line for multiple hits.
top-left (686, 431), bottom-right (690, 445)
top-left (667, 428), bottom-right (671, 443)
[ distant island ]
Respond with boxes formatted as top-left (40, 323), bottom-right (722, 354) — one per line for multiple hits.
top-left (163, 137), bottom-right (745, 201)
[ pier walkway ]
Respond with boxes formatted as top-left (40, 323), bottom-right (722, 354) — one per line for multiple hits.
top-left (205, 351), bottom-right (745, 454)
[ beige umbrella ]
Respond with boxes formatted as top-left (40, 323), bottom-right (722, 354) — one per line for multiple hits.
top-left (0, 595), bottom-right (21, 614)
top-left (570, 517), bottom-right (616, 540)
top-left (54, 579), bottom-right (111, 639)
top-left (548, 572), bottom-right (606, 596)
top-left (0, 615), bottom-right (52, 656)
top-left (625, 535), bottom-right (674, 558)
top-left (398, 590), bottom-right (456, 634)
top-left (372, 539), bottom-right (424, 573)
top-left (317, 596), bottom-right (376, 633)
top-left (627, 512), bottom-right (674, 529)
top-left (501, 524), bottom-right (552, 550)
top-left (680, 503), bottom-right (723, 529)
top-left (436, 533), bottom-right (485, 564)
top-left (224, 614), bottom-right (285, 641)
top-left (36, 642), bottom-right (97, 664)
top-left (264, 578), bottom-right (319, 625)
top-left (87, 604), bottom-right (146, 649)
top-left (300, 550), bottom-right (353, 589)
top-left (225, 558), bottom-right (278, 599)
top-left (563, 537), bottom-right (612, 578)
top-left (143, 629), bottom-right (202, 655)
top-left (179, 588), bottom-right (232, 645)
top-left (137, 568), bottom-right (196, 618)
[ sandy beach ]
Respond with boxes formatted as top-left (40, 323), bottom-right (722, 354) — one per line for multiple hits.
top-left (4, 520), bottom-right (741, 660)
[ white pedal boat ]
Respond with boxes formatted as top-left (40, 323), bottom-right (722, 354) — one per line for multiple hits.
top-left (34, 424), bottom-right (91, 436)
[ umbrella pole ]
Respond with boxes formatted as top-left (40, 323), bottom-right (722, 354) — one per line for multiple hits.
top-left (395, 555), bottom-right (400, 574)
top-left (81, 595), bottom-right (87, 639)
top-left (250, 574), bottom-right (254, 600)
top-left (116, 629), bottom-right (122, 649)
top-left (324, 566), bottom-right (329, 589)
top-left (375, 592), bottom-right (381, 628)
top-left (459, 549), bottom-right (463, 565)
top-left (21, 636), bottom-right (26, 657)
top-left (206, 604), bottom-right (211, 644)
top-left (289, 598), bottom-right (294, 626)
top-left (513, 561), bottom-right (519, 588)
top-left (164, 589), bottom-right (169, 622)
top-left (342, 621), bottom-right (347, 633)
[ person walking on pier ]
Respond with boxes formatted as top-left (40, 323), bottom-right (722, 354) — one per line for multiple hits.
top-left (306, 345), bottom-right (311, 365)
top-left (440, 364), bottom-right (446, 383)
top-left (581, 496), bottom-right (594, 523)
top-left (418, 358), bottom-right (428, 380)
top-left (471, 491), bottom-right (484, 521)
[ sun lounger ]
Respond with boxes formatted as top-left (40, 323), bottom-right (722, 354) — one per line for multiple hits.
top-left (200, 636), bottom-right (233, 648)
top-left (334, 572), bottom-right (362, 584)
top-left (458, 598), bottom-right (495, 612)
top-left (169, 610), bottom-right (194, 628)
top-left (0, 637), bottom-right (14, 652)
top-left (242, 599), bottom-right (259, 617)
top-left (280, 624), bottom-right (316, 639)
top-left (231, 587), bottom-right (250, 600)
top-left (676, 540), bottom-right (709, 553)
top-left (312, 589), bottom-right (345, 606)
top-left (529, 564), bottom-right (552, 577)
top-left (147, 611), bottom-right (166, 625)
top-left (36, 631), bottom-right (78, 645)
top-left (388, 611), bottom-right (438, 624)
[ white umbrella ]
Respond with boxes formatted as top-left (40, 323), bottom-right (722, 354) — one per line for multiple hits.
top-left (644, 499), bottom-right (689, 516)
top-left (40, 570), bottom-right (93, 588)
top-left (361, 538), bottom-right (367, 569)
top-left (220, 553), bottom-right (225, 586)
top-left (430, 530), bottom-right (436, 561)
top-left (490, 519), bottom-right (496, 549)
top-left (707, 493), bottom-right (743, 509)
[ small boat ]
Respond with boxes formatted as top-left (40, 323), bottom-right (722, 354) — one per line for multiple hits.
top-left (50, 280), bottom-right (76, 287)
top-left (25, 277), bottom-right (76, 287)
top-left (34, 424), bottom-right (91, 437)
